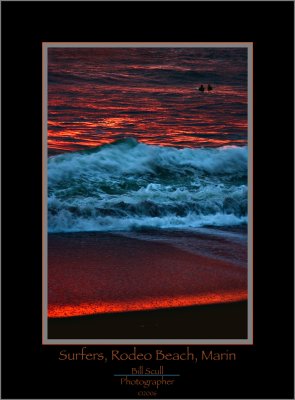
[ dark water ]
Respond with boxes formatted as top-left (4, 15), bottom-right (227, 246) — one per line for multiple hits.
top-left (48, 47), bottom-right (248, 155)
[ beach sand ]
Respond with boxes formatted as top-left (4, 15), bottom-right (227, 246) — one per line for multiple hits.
top-left (48, 231), bottom-right (248, 339)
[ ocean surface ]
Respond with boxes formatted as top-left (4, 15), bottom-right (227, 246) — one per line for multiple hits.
top-left (48, 47), bottom-right (248, 233)
top-left (48, 47), bottom-right (248, 154)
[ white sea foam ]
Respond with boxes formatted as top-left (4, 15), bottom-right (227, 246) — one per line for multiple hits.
top-left (48, 139), bottom-right (248, 232)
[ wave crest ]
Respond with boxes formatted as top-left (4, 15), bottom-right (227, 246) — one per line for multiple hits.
top-left (48, 139), bottom-right (248, 232)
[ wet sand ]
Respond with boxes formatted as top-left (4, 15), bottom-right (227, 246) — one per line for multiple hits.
top-left (48, 231), bottom-right (248, 339)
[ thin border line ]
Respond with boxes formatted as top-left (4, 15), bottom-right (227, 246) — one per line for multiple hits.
top-left (42, 43), bottom-right (48, 343)
top-left (113, 375), bottom-right (180, 377)
top-left (42, 42), bottom-right (253, 345)
top-left (45, 42), bottom-right (252, 48)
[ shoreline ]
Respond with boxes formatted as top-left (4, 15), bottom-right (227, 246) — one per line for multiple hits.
top-left (48, 230), bottom-right (248, 339)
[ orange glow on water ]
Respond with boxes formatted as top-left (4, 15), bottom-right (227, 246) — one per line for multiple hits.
top-left (48, 290), bottom-right (247, 318)
top-left (47, 47), bottom-right (248, 154)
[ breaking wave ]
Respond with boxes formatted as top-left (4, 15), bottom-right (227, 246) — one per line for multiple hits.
top-left (48, 138), bottom-right (248, 232)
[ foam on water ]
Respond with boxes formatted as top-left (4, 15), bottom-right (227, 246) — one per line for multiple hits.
top-left (48, 139), bottom-right (248, 232)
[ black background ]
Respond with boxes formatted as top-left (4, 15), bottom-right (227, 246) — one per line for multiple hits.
top-left (1, 1), bottom-right (294, 398)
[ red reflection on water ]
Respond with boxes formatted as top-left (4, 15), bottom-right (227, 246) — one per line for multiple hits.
top-left (48, 48), bottom-right (248, 153)
top-left (48, 83), bottom-right (247, 153)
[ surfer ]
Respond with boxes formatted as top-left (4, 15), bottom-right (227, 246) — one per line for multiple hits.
top-left (198, 85), bottom-right (205, 92)
top-left (207, 84), bottom-right (213, 91)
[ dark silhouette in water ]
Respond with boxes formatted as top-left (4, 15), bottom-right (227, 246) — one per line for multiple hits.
top-left (207, 84), bottom-right (213, 91)
top-left (198, 85), bottom-right (205, 92)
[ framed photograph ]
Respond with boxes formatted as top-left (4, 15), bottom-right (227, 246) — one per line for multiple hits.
top-left (43, 43), bottom-right (253, 346)
top-left (2, 2), bottom-right (294, 399)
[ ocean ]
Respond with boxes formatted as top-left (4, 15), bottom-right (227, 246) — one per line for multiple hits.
top-left (48, 47), bottom-right (248, 234)
top-left (48, 139), bottom-right (247, 233)
top-left (47, 47), bottom-right (248, 320)
top-left (48, 47), bottom-right (248, 153)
